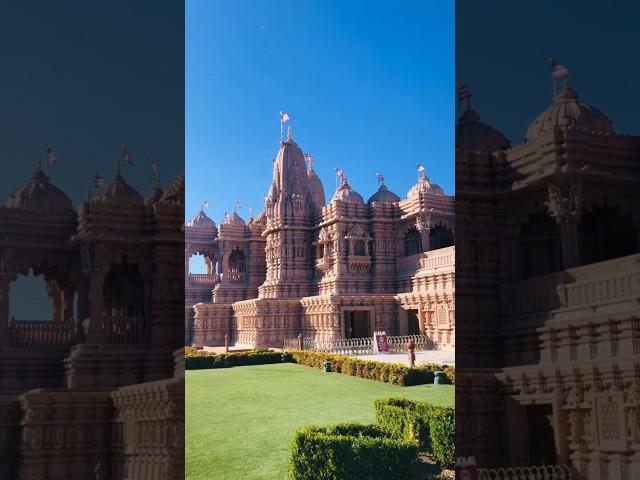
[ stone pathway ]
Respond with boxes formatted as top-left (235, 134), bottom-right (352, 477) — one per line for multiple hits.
top-left (356, 350), bottom-right (455, 367)
top-left (200, 345), bottom-right (455, 367)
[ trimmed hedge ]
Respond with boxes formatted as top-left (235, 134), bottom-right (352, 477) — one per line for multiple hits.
top-left (375, 398), bottom-right (454, 467)
top-left (184, 348), bottom-right (289, 369)
top-left (288, 423), bottom-right (419, 480)
top-left (287, 350), bottom-right (454, 386)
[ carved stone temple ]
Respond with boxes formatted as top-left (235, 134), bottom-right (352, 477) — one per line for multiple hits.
top-left (186, 127), bottom-right (455, 350)
top-left (0, 167), bottom-right (185, 479)
top-left (456, 81), bottom-right (640, 478)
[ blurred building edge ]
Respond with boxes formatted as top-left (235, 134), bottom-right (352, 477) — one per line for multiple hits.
top-left (185, 128), bottom-right (455, 351)
top-left (456, 82), bottom-right (640, 478)
top-left (0, 171), bottom-right (185, 479)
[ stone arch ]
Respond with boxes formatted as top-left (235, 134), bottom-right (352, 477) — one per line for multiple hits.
top-left (103, 259), bottom-right (145, 343)
top-left (429, 224), bottom-right (454, 250)
top-left (579, 204), bottom-right (637, 265)
top-left (519, 210), bottom-right (562, 278)
top-left (404, 226), bottom-right (422, 256)
top-left (9, 269), bottom-right (51, 322)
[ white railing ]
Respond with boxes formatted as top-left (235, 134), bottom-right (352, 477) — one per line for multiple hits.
top-left (283, 334), bottom-right (434, 355)
top-left (9, 320), bottom-right (76, 347)
top-left (478, 465), bottom-right (572, 480)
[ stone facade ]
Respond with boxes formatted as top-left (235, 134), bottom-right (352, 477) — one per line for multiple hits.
top-left (0, 166), bottom-right (185, 479)
top-left (456, 81), bottom-right (640, 478)
top-left (186, 127), bottom-right (455, 349)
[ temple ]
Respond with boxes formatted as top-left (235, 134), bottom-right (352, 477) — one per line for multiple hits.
top-left (0, 166), bottom-right (184, 479)
top-left (456, 79), bottom-right (640, 478)
top-left (186, 126), bottom-right (455, 350)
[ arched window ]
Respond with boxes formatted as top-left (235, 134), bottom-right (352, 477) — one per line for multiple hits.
top-left (188, 253), bottom-right (207, 274)
top-left (579, 205), bottom-right (637, 265)
top-left (9, 269), bottom-right (51, 321)
top-left (429, 225), bottom-right (454, 250)
top-left (228, 249), bottom-right (246, 273)
top-left (354, 240), bottom-right (366, 256)
top-left (519, 211), bottom-right (562, 278)
top-left (404, 227), bottom-right (422, 256)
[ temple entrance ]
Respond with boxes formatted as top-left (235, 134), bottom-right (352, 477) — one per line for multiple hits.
top-left (407, 309), bottom-right (421, 334)
top-left (527, 404), bottom-right (556, 465)
top-left (343, 310), bottom-right (371, 339)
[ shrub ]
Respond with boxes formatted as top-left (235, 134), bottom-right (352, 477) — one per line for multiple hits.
top-left (288, 423), bottom-right (419, 480)
top-left (184, 349), bottom-right (285, 370)
top-left (286, 350), bottom-right (446, 387)
top-left (375, 398), bottom-right (454, 467)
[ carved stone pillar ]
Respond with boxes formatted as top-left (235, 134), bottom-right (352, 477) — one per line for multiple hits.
top-left (80, 244), bottom-right (110, 344)
top-left (87, 272), bottom-right (106, 343)
top-left (62, 282), bottom-right (75, 323)
top-left (546, 182), bottom-right (582, 269)
top-left (0, 274), bottom-right (9, 346)
top-left (76, 275), bottom-right (90, 322)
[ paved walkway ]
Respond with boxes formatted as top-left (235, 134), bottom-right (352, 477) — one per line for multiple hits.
top-left (356, 350), bottom-right (455, 367)
top-left (201, 345), bottom-right (454, 366)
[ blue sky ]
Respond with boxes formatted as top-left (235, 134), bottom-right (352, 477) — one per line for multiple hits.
top-left (186, 0), bottom-right (455, 235)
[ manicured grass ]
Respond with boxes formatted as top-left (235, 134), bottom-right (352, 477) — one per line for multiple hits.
top-left (186, 363), bottom-right (454, 480)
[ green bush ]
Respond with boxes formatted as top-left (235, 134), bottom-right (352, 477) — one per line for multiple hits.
top-left (287, 350), bottom-right (445, 387)
top-left (288, 423), bottom-right (419, 480)
top-left (184, 349), bottom-right (285, 370)
top-left (375, 398), bottom-right (454, 467)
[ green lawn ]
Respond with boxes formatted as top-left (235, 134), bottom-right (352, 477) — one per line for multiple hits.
top-left (186, 363), bottom-right (454, 480)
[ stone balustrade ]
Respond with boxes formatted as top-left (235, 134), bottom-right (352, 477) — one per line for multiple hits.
top-left (478, 465), bottom-right (572, 480)
top-left (9, 320), bottom-right (75, 348)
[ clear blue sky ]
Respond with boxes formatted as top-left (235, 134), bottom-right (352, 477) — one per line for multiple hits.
top-left (186, 0), bottom-right (455, 230)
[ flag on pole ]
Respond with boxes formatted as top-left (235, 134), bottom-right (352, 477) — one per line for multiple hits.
top-left (549, 58), bottom-right (569, 79)
top-left (417, 164), bottom-right (425, 173)
top-left (376, 172), bottom-right (384, 184)
top-left (235, 200), bottom-right (241, 211)
top-left (46, 147), bottom-right (57, 165)
top-left (456, 82), bottom-right (472, 103)
top-left (122, 146), bottom-right (132, 165)
top-left (203, 201), bottom-right (209, 210)
top-left (335, 168), bottom-right (345, 178)
top-left (280, 111), bottom-right (291, 123)
top-left (94, 174), bottom-right (105, 190)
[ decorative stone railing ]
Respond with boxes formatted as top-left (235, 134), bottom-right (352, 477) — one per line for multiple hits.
top-left (102, 315), bottom-right (142, 344)
top-left (478, 464), bottom-right (572, 480)
top-left (396, 246), bottom-right (455, 275)
top-left (225, 271), bottom-right (245, 284)
top-left (283, 334), bottom-right (435, 355)
top-left (9, 320), bottom-right (75, 347)
top-left (501, 254), bottom-right (640, 318)
top-left (347, 255), bottom-right (371, 273)
top-left (187, 273), bottom-right (218, 285)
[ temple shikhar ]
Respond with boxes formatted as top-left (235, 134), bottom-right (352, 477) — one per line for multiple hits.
top-left (186, 126), bottom-right (455, 350)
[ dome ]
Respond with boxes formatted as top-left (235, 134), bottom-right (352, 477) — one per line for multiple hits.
top-left (97, 173), bottom-right (144, 207)
top-left (526, 86), bottom-right (614, 141)
top-left (456, 107), bottom-right (510, 151)
top-left (5, 169), bottom-right (73, 215)
top-left (368, 184), bottom-right (400, 204)
top-left (187, 209), bottom-right (216, 229)
top-left (331, 181), bottom-right (364, 204)
top-left (407, 175), bottom-right (445, 198)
